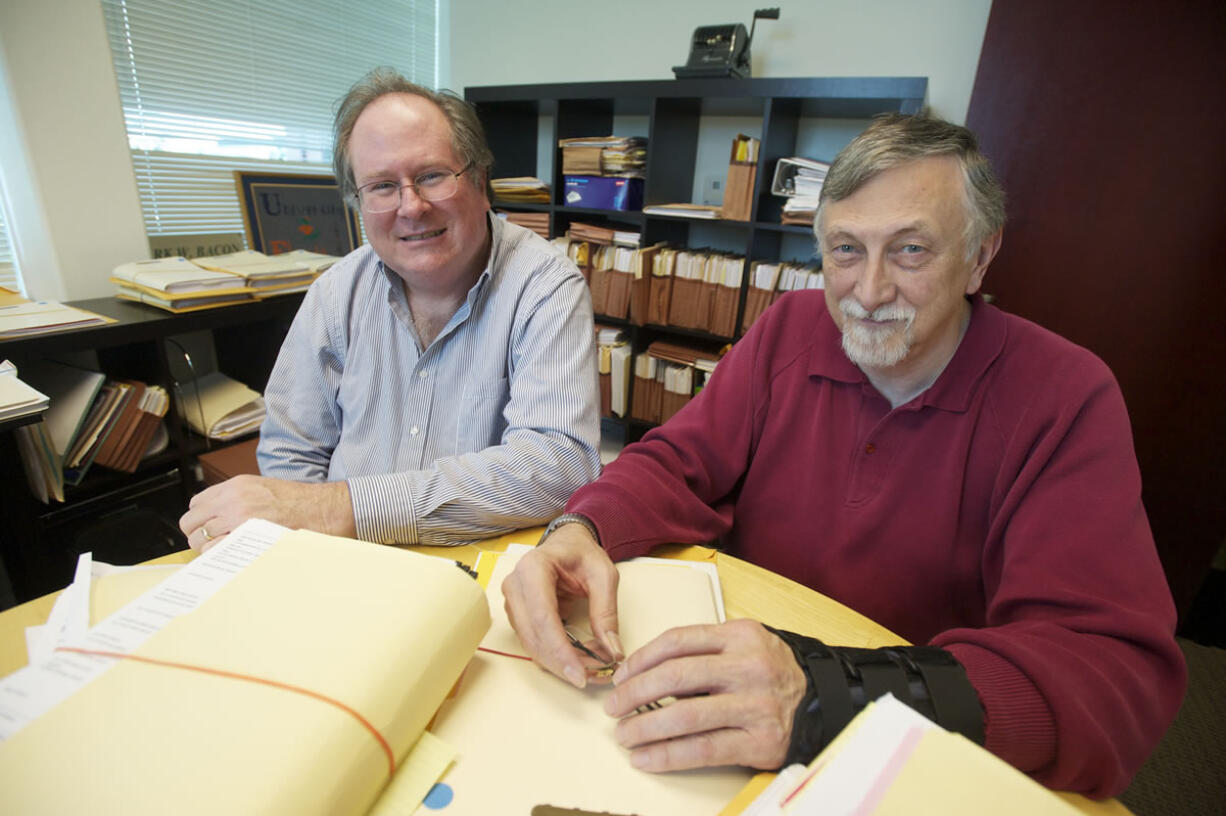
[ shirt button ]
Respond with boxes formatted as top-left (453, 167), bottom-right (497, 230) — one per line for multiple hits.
top-left (865, 442), bottom-right (876, 454)
top-left (410, 426), bottom-right (420, 436)
top-left (417, 370), bottom-right (428, 379)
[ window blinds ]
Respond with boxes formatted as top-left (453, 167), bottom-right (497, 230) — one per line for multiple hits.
top-left (0, 199), bottom-right (19, 293)
top-left (101, 0), bottom-right (438, 238)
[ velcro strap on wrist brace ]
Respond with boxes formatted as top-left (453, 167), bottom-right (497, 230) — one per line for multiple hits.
top-left (766, 627), bottom-right (985, 768)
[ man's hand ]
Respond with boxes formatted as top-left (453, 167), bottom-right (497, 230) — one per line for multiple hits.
top-left (603, 619), bottom-right (806, 772)
top-left (502, 523), bottom-right (624, 689)
top-left (178, 474), bottom-right (355, 551)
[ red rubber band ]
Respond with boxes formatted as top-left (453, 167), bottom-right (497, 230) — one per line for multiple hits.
top-left (477, 646), bottom-right (533, 661)
top-left (57, 646), bottom-right (396, 778)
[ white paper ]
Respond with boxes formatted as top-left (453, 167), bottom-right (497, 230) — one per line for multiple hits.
top-left (0, 519), bottom-right (283, 741)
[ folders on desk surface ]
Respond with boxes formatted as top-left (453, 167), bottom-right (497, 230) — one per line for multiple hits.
top-left (0, 520), bottom-right (491, 815)
top-left (429, 544), bottom-right (749, 816)
top-left (742, 695), bottom-right (1080, 815)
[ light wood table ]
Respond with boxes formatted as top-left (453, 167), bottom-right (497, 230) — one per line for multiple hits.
top-left (0, 529), bottom-right (1130, 814)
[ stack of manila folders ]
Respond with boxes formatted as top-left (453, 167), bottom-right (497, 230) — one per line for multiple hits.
top-left (175, 371), bottom-right (265, 441)
top-left (739, 695), bottom-right (1082, 815)
top-left (111, 249), bottom-right (339, 313)
top-left (0, 520), bottom-right (1082, 815)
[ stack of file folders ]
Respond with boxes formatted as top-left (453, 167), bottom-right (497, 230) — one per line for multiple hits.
top-left (740, 260), bottom-right (824, 334)
top-left (491, 177), bottom-right (550, 203)
top-left (111, 249), bottom-right (338, 313)
top-left (498, 211), bottom-right (550, 239)
top-left (630, 341), bottom-right (723, 426)
top-left (742, 694), bottom-right (1081, 814)
top-left (13, 360), bottom-right (170, 502)
top-left (174, 371), bottom-right (265, 441)
top-left (559, 136), bottom-right (647, 178)
top-left (565, 221), bottom-right (641, 247)
top-left (585, 242), bottom-right (662, 323)
top-left (663, 249), bottom-right (745, 338)
top-left (0, 521), bottom-right (491, 815)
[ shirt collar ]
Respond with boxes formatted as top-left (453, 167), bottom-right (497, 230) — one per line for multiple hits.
top-left (807, 293), bottom-right (1006, 412)
top-left (376, 210), bottom-right (497, 309)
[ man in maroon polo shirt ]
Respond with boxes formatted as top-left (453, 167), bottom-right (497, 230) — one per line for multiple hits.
top-left (502, 114), bottom-right (1184, 798)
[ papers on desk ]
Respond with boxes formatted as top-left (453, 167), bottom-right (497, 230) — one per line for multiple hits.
top-left (744, 695), bottom-right (1080, 815)
top-left (0, 519), bottom-right (490, 816)
top-left (428, 543), bottom-right (750, 816)
top-left (23, 552), bottom-right (181, 667)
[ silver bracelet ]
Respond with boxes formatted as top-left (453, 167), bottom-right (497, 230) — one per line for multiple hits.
top-left (537, 513), bottom-right (599, 546)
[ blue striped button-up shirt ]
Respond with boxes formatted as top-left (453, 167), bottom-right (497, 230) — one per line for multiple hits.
top-left (257, 214), bottom-right (601, 545)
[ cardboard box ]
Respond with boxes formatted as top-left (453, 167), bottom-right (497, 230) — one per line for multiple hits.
top-left (563, 176), bottom-right (644, 211)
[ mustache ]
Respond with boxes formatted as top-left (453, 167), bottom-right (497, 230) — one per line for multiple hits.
top-left (839, 298), bottom-right (916, 324)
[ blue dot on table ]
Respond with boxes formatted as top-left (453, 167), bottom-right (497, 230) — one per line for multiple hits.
top-left (422, 783), bottom-right (454, 809)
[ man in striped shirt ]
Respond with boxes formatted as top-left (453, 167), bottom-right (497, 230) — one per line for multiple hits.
top-left (179, 69), bottom-right (600, 549)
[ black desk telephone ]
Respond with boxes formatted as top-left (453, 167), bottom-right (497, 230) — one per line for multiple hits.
top-left (672, 8), bottom-right (779, 80)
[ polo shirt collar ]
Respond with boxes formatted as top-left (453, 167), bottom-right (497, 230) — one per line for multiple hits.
top-left (807, 293), bottom-right (1007, 412)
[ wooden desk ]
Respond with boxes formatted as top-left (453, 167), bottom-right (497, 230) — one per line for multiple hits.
top-left (0, 530), bottom-right (1130, 815)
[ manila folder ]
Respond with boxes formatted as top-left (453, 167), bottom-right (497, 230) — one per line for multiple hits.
top-left (0, 528), bottom-right (490, 815)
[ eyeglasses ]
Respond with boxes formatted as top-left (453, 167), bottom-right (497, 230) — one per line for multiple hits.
top-left (355, 162), bottom-right (473, 212)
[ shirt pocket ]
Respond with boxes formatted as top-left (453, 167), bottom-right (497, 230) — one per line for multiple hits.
top-left (457, 377), bottom-right (510, 452)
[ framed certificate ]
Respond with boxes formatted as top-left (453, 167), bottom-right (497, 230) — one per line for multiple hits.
top-left (233, 172), bottom-right (362, 257)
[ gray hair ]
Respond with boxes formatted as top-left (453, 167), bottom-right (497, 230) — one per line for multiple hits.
top-left (814, 113), bottom-right (1006, 260)
top-left (332, 67), bottom-right (495, 207)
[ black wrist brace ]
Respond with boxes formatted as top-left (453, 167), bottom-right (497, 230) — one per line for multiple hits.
top-left (767, 627), bottom-right (985, 767)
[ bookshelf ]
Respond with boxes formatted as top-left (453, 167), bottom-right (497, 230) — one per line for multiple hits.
top-left (0, 296), bottom-right (302, 602)
top-left (465, 77), bottom-right (928, 438)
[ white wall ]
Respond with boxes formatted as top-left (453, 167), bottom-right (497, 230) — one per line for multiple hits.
top-left (446, 0), bottom-right (992, 124)
top-left (0, 0), bottom-right (148, 301)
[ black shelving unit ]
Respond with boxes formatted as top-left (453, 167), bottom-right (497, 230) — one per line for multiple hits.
top-left (0, 295), bottom-right (303, 602)
top-left (466, 77), bottom-right (928, 439)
